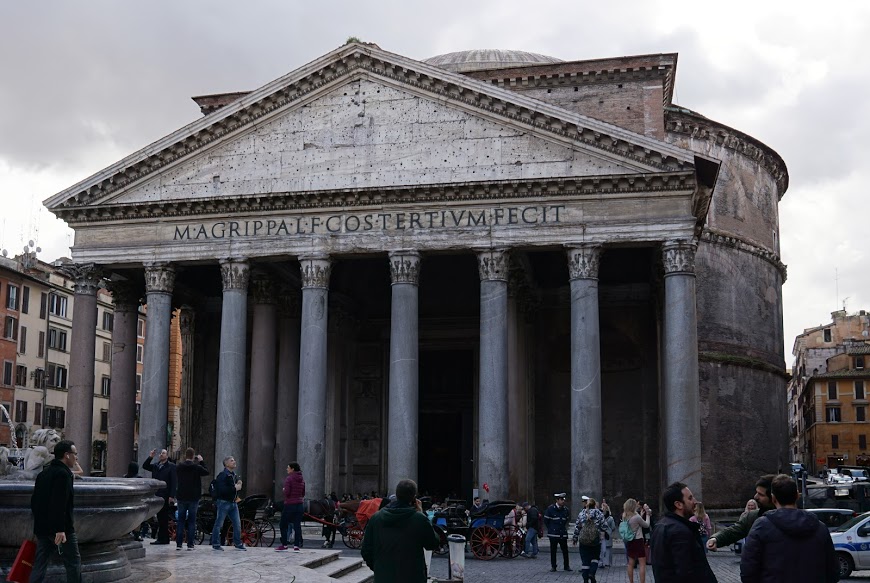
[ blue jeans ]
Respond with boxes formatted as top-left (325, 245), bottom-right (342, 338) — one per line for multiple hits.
top-left (524, 527), bottom-right (539, 556)
top-left (210, 499), bottom-right (242, 547)
top-left (280, 503), bottom-right (303, 547)
top-left (176, 500), bottom-right (199, 547)
top-left (31, 532), bottom-right (81, 582)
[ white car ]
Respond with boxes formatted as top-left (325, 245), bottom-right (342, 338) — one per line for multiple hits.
top-left (828, 472), bottom-right (855, 485)
top-left (831, 511), bottom-right (870, 577)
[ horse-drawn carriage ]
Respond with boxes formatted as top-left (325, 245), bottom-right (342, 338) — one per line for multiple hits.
top-left (432, 500), bottom-right (524, 560)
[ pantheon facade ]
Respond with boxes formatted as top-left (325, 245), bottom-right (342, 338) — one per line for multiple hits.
top-left (45, 44), bottom-right (788, 507)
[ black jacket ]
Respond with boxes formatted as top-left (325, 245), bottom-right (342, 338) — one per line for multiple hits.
top-left (176, 459), bottom-right (209, 501)
top-left (213, 468), bottom-right (238, 502)
top-left (544, 503), bottom-right (571, 537)
top-left (360, 504), bottom-right (440, 583)
top-left (650, 511), bottom-right (717, 583)
top-left (31, 459), bottom-right (75, 536)
top-left (740, 507), bottom-right (839, 583)
top-left (527, 506), bottom-right (541, 531)
top-left (142, 457), bottom-right (177, 499)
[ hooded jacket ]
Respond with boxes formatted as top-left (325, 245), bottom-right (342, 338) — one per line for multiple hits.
top-left (360, 503), bottom-right (440, 583)
top-left (740, 508), bottom-right (839, 583)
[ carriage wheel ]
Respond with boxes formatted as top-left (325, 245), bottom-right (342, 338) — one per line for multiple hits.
top-left (226, 518), bottom-right (260, 547)
top-left (498, 525), bottom-right (522, 558)
top-left (341, 525), bottom-right (365, 549)
top-left (255, 518), bottom-right (276, 547)
top-left (470, 525), bottom-right (501, 560)
top-left (196, 519), bottom-right (208, 545)
top-left (433, 526), bottom-right (449, 556)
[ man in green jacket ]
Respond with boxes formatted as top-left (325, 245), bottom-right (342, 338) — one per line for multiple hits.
top-left (707, 474), bottom-right (775, 550)
top-left (361, 479), bottom-right (440, 583)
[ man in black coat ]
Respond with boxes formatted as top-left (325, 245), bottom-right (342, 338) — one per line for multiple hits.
top-left (30, 439), bottom-right (81, 582)
top-left (650, 482), bottom-right (717, 583)
top-left (143, 448), bottom-right (177, 544)
top-left (740, 474), bottom-right (839, 582)
top-left (174, 447), bottom-right (209, 549)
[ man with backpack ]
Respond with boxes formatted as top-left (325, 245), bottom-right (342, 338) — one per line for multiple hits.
top-left (521, 501), bottom-right (541, 558)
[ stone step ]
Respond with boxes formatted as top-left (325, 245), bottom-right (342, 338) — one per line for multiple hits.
top-left (334, 563), bottom-right (374, 583)
top-left (311, 556), bottom-right (366, 578)
top-left (298, 548), bottom-right (342, 569)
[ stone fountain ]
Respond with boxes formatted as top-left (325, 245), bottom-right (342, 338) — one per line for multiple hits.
top-left (0, 420), bottom-right (164, 582)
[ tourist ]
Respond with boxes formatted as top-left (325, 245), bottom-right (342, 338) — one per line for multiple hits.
top-left (689, 502), bottom-right (713, 552)
top-left (572, 497), bottom-right (607, 583)
top-left (30, 439), bottom-right (81, 583)
top-left (706, 474), bottom-right (775, 551)
top-left (521, 501), bottom-right (540, 559)
top-left (142, 448), bottom-right (177, 545)
top-left (360, 479), bottom-right (440, 582)
top-left (276, 461), bottom-right (305, 552)
top-left (600, 502), bottom-right (615, 568)
top-left (740, 474), bottom-right (838, 582)
top-left (649, 482), bottom-right (717, 582)
top-left (544, 492), bottom-right (572, 572)
top-left (209, 456), bottom-right (246, 550)
top-left (740, 498), bottom-right (758, 520)
top-left (174, 448), bottom-right (209, 550)
top-left (621, 498), bottom-right (650, 583)
top-left (470, 496), bottom-right (484, 514)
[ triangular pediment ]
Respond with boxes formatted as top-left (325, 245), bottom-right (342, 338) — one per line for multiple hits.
top-left (45, 42), bottom-right (701, 220)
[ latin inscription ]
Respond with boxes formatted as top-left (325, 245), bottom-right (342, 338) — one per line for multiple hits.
top-left (173, 205), bottom-right (565, 241)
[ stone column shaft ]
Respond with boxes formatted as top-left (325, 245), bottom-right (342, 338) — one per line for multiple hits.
top-left (106, 282), bottom-right (140, 477)
top-left (64, 264), bottom-right (102, 474)
top-left (215, 259), bottom-right (250, 480)
top-left (178, 307), bottom-right (195, 449)
top-left (477, 249), bottom-right (509, 501)
top-left (567, 245), bottom-right (603, 502)
top-left (139, 263), bottom-right (175, 467)
top-left (662, 241), bottom-right (702, 498)
top-left (274, 291), bottom-right (301, 501)
top-left (386, 251), bottom-right (421, 491)
top-left (297, 256), bottom-right (331, 500)
top-left (247, 275), bottom-right (278, 496)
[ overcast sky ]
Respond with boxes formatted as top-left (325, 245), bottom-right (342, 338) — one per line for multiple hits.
top-left (1, 0), bottom-right (867, 364)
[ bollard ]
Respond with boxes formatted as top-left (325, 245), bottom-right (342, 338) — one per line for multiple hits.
top-left (447, 534), bottom-right (466, 580)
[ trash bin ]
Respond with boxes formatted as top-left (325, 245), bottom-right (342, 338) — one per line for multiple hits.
top-left (448, 534), bottom-right (466, 581)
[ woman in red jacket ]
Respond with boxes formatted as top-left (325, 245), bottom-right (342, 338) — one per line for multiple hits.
top-left (276, 462), bottom-right (306, 551)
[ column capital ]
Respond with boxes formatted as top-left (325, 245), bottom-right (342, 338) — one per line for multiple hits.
top-left (277, 288), bottom-right (301, 318)
top-left (388, 250), bottom-right (421, 285)
top-left (566, 244), bottom-right (602, 281)
top-left (662, 240), bottom-right (697, 276)
top-left (251, 272), bottom-right (276, 304)
top-left (144, 262), bottom-right (175, 294)
top-left (477, 248), bottom-right (509, 282)
top-left (300, 256), bottom-right (331, 289)
top-left (105, 279), bottom-right (142, 310)
top-left (219, 259), bottom-right (250, 291)
top-left (178, 305), bottom-right (195, 335)
top-left (60, 263), bottom-right (104, 296)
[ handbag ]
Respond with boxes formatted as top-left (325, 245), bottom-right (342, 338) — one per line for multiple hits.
top-left (7, 539), bottom-right (36, 583)
top-left (645, 541), bottom-right (653, 566)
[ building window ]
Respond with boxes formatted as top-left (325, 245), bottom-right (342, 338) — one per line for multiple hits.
top-left (858, 356), bottom-right (866, 370)
top-left (100, 376), bottom-right (110, 397)
top-left (137, 318), bottom-right (145, 338)
top-left (829, 381), bottom-right (838, 400)
top-left (858, 406), bottom-right (866, 422)
top-left (15, 365), bottom-right (26, 387)
top-left (861, 435), bottom-right (867, 450)
top-left (37, 331), bottom-right (45, 358)
top-left (102, 311), bottom-right (114, 331)
top-left (34, 402), bottom-right (41, 426)
top-left (14, 400), bottom-right (27, 423)
top-left (824, 328), bottom-right (832, 342)
top-left (100, 410), bottom-right (108, 433)
top-left (2, 361), bottom-right (12, 386)
top-left (832, 434), bottom-right (839, 449)
top-left (827, 407), bottom-right (842, 422)
top-left (101, 342), bottom-right (111, 362)
top-left (46, 363), bottom-right (68, 389)
top-left (21, 286), bottom-right (29, 314)
top-left (49, 294), bottom-right (68, 318)
top-left (6, 284), bottom-right (19, 310)
top-left (136, 345), bottom-right (143, 364)
top-left (44, 406), bottom-right (65, 428)
top-left (39, 292), bottom-right (47, 319)
top-left (48, 328), bottom-right (67, 352)
top-left (3, 316), bottom-right (18, 340)
top-left (135, 373), bottom-right (142, 393)
top-left (18, 326), bottom-right (26, 354)
top-left (857, 381), bottom-right (866, 400)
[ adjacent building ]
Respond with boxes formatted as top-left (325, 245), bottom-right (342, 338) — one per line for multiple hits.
top-left (790, 310), bottom-right (870, 473)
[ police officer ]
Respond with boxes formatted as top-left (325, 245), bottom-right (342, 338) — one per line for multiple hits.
top-left (544, 492), bottom-right (572, 572)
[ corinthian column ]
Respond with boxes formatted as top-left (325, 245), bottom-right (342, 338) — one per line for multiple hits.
top-left (106, 281), bottom-right (141, 477)
top-left (247, 273), bottom-right (278, 496)
top-left (215, 259), bottom-right (250, 479)
top-left (662, 240), bottom-right (702, 498)
top-left (386, 251), bottom-right (421, 491)
top-left (477, 249), bottom-right (509, 501)
top-left (566, 244), bottom-right (603, 502)
top-left (139, 263), bottom-right (175, 467)
top-left (178, 306), bottom-right (195, 449)
top-left (274, 289), bottom-right (301, 501)
top-left (63, 263), bottom-right (103, 474)
top-left (297, 256), bottom-right (331, 499)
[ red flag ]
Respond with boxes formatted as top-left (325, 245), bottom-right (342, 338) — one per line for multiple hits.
top-left (483, 483), bottom-right (490, 493)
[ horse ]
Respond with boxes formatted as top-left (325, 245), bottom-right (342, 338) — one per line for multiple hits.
top-left (303, 497), bottom-right (339, 548)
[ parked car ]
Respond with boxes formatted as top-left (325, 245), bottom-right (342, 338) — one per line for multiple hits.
top-left (831, 511), bottom-right (870, 578)
top-left (827, 471), bottom-right (855, 485)
top-left (842, 469), bottom-right (870, 482)
top-left (806, 508), bottom-right (858, 530)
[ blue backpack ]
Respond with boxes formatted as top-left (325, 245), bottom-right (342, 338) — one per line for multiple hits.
top-left (619, 519), bottom-right (635, 542)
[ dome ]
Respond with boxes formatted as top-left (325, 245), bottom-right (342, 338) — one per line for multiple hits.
top-left (423, 49), bottom-right (563, 73)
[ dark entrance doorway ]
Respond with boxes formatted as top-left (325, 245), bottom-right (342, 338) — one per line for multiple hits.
top-left (418, 349), bottom-right (474, 501)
